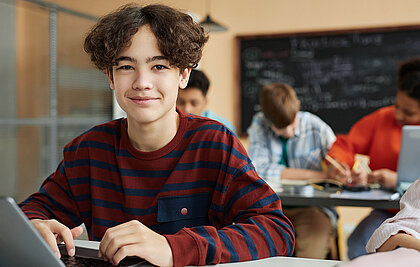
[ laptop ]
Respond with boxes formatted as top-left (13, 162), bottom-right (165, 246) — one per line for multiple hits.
top-left (0, 196), bottom-right (147, 266)
top-left (396, 125), bottom-right (420, 194)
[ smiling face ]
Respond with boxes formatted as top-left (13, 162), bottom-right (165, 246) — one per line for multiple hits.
top-left (107, 25), bottom-right (190, 127)
top-left (394, 90), bottom-right (420, 125)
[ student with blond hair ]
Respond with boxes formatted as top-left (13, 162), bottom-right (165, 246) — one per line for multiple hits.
top-left (248, 83), bottom-right (336, 259)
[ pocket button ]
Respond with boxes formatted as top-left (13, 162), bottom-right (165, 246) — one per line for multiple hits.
top-left (180, 207), bottom-right (188, 216)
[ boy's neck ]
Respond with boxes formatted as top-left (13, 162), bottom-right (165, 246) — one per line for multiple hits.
top-left (126, 110), bottom-right (180, 152)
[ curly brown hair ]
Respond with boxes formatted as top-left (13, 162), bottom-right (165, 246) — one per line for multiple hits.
top-left (84, 4), bottom-right (208, 73)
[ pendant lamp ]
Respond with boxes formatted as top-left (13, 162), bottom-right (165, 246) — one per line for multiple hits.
top-left (199, 0), bottom-right (228, 32)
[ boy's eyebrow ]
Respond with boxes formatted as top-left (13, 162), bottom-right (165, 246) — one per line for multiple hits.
top-left (114, 56), bottom-right (136, 64)
top-left (114, 55), bottom-right (168, 65)
top-left (146, 55), bottom-right (169, 63)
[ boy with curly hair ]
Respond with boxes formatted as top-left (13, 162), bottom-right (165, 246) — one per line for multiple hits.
top-left (19, 4), bottom-right (294, 266)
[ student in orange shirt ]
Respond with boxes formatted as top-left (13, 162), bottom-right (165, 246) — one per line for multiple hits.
top-left (326, 58), bottom-right (420, 259)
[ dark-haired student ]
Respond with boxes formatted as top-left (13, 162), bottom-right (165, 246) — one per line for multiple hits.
top-left (327, 57), bottom-right (420, 260)
top-left (18, 4), bottom-right (294, 267)
top-left (247, 83), bottom-right (336, 259)
top-left (176, 69), bottom-right (237, 134)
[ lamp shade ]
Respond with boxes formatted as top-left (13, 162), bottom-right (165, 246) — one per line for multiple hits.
top-left (199, 15), bottom-right (228, 32)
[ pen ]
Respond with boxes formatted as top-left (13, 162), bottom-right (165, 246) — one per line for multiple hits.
top-left (325, 155), bottom-right (347, 175)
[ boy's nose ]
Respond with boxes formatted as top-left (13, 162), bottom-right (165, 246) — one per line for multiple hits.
top-left (132, 71), bottom-right (153, 90)
top-left (184, 104), bottom-right (194, 114)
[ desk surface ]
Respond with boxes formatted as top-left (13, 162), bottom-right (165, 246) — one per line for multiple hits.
top-left (212, 256), bottom-right (341, 267)
top-left (74, 240), bottom-right (341, 267)
top-left (278, 187), bottom-right (400, 209)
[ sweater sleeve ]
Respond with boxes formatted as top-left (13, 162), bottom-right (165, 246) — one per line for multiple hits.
top-left (165, 138), bottom-right (295, 266)
top-left (328, 110), bottom-right (378, 166)
top-left (18, 160), bottom-right (82, 228)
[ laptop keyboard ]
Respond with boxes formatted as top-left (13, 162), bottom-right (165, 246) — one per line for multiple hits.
top-left (61, 255), bottom-right (147, 266)
top-left (61, 255), bottom-right (114, 266)
top-left (58, 244), bottom-right (146, 266)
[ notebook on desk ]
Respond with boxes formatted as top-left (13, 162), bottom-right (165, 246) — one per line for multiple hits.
top-left (0, 196), bottom-right (146, 266)
top-left (396, 125), bottom-right (420, 194)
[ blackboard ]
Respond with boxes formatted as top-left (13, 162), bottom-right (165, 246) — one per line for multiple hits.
top-left (237, 25), bottom-right (420, 135)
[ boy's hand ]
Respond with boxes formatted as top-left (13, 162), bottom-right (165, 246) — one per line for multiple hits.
top-left (326, 161), bottom-right (351, 184)
top-left (30, 219), bottom-right (84, 258)
top-left (368, 169), bottom-right (397, 189)
top-left (350, 168), bottom-right (368, 186)
top-left (99, 220), bottom-right (173, 266)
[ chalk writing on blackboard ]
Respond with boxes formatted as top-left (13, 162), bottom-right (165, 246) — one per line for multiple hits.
top-left (238, 26), bottom-right (420, 134)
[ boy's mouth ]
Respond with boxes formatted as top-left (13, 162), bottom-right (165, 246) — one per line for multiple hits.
top-left (129, 96), bottom-right (158, 105)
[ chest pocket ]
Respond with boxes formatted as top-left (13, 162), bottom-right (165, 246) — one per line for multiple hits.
top-left (156, 194), bottom-right (210, 234)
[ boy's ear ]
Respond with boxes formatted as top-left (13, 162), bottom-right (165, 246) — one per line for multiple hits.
top-left (179, 68), bottom-right (191, 89)
top-left (106, 69), bottom-right (115, 90)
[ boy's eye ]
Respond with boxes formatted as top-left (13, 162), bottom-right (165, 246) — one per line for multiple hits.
top-left (117, 65), bottom-right (134, 70)
top-left (153, 65), bottom-right (168, 70)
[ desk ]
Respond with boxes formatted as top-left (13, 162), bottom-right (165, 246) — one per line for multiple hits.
top-left (278, 187), bottom-right (400, 209)
top-left (75, 240), bottom-right (342, 267)
top-left (212, 256), bottom-right (341, 267)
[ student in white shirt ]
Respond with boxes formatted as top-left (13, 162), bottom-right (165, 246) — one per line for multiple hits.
top-left (366, 178), bottom-right (420, 253)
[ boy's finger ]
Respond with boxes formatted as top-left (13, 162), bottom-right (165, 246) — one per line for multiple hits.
top-left (42, 230), bottom-right (62, 258)
top-left (49, 221), bottom-right (76, 257)
top-left (71, 225), bottom-right (84, 239)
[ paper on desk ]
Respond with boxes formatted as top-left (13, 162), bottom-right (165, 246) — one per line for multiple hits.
top-left (280, 179), bottom-right (309, 185)
top-left (330, 190), bottom-right (399, 200)
top-left (280, 178), bottom-right (342, 186)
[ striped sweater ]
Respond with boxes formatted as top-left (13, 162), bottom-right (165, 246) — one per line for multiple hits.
top-left (19, 109), bottom-right (295, 266)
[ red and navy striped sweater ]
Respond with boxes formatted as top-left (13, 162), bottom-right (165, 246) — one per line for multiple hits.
top-left (19, 109), bottom-right (295, 266)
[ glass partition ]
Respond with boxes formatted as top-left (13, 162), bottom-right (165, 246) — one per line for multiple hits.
top-left (0, 0), bottom-right (112, 201)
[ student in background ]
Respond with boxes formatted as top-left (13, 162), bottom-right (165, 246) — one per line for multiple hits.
top-left (327, 57), bottom-right (420, 260)
top-left (366, 178), bottom-right (420, 253)
top-left (247, 83), bottom-right (336, 259)
top-left (176, 69), bottom-right (237, 134)
top-left (18, 4), bottom-right (295, 266)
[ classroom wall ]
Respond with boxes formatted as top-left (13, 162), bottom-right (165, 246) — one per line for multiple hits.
top-left (46, 0), bottom-right (420, 142)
